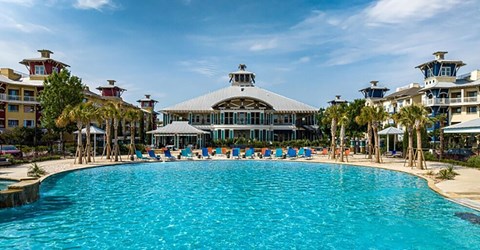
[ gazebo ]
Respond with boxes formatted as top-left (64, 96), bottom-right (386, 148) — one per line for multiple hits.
top-left (378, 127), bottom-right (405, 152)
top-left (443, 118), bottom-right (480, 151)
top-left (73, 125), bottom-right (106, 157)
top-left (147, 121), bottom-right (209, 149)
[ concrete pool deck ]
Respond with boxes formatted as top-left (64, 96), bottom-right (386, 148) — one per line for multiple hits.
top-left (1, 152), bottom-right (479, 211)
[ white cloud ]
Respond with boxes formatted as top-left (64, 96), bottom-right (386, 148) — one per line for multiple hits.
top-left (74, 0), bottom-right (113, 10)
top-left (0, 12), bottom-right (51, 33)
top-left (0, 0), bottom-right (34, 6)
top-left (249, 38), bottom-right (278, 51)
top-left (179, 59), bottom-right (219, 77)
top-left (364, 0), bottom-right (463, 25)
top-left (296, 56), bottom-right (311, 64)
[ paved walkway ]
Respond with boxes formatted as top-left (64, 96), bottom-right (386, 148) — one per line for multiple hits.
top-left (1, 152), bottom-right (479, 210)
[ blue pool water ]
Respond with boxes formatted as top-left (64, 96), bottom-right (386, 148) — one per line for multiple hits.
top-left (0, 161), bottom-right (479, 249)
top-left (0, 180), bottom-right (16, 190)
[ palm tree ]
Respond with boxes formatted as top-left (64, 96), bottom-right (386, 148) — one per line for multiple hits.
top-left (338, 110), bottom-right (349, 162)
top-left (124, 108), bottom-right (143, 159)
top-left (99, 102), bottom-right (116, 160)
top-left (393, 105), bottom-right (416, 167)
top-left (56, 103), bottom-right (88, 164)
top-left (434, 113), bottom-right (448, 160)
top-left (324, 103), bottom-right (346, 159)
top-left (371, 106), bottom-right (388, 163)
top-left (355, 106), bottom-right (375, 159)
top-left (112, 102), bottom-right (123, 162)
top-left (412, 104), bottom-right (433, 170)
top-left (83, 102), bottom-right (100, 163)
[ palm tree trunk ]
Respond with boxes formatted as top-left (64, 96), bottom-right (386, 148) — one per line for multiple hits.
top-left (114, 118), bottom-right (119, 162)
top-left (416, 126), bottom-right (424, 169)
top-left (408, 129), bottom-right (414, 167)
top-left (339, 123), bottom-right (345, 162)
top-left (330, 118), bottom-right (337, 159)
top-left (373, 123), bottom-right (380, 163)
top-left (439, 119), bottom-right (445, 160)
top-left (76, 123), bottom-right (83, 164)
top-left (130, 123), bottom-right (135, 159)
top-left (105, 120), bottom-right (112, 159)
top-left (86, 123), bottom-right (92, 163)
top-left (367, 122), bottom-right (373, 159)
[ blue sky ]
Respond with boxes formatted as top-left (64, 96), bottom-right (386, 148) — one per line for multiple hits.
top-left (1, 0), bottom-right (480, 110)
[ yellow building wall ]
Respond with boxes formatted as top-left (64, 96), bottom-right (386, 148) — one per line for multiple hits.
top-left (4, 84), bottom-right (39, 129)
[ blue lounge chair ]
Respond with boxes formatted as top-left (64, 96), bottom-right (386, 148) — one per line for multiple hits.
top-left (135, 150), bottom-right (148, 161)
top-left (201, 148), bottom-right (211, 159)
top-left (275, 148), bottom-right (283, 158)
top-left (245, 148), bottom-right (255, 159)
top-left (147, 150), bottom-right (161, 161)
top-left (163, 149), bottom-right (176, 161)
top-left (287, 148), bottom-right (297, 158)
top-left (305, 149), bottom-right (312, 160)
top-left (263, 149), bottom-right (272, 159)
top-left (181, 149), bottom-right (193, 159)
top-left (215, 147), bottom-right (223, 157)
top-left (298, 148), bottom-right (305, 157)
top-left (232, 148), bottom-right (240, 159)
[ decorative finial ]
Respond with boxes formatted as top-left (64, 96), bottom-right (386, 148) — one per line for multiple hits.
top-left (238, 64), bottom-right (247, 71)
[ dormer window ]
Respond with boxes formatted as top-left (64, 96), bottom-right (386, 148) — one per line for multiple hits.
top-left (440, 66), bottom-right (451, 76)
top-left (35, 65), bottom-right (45, 75)
top-left (52, 66), bottom-right (59, 74)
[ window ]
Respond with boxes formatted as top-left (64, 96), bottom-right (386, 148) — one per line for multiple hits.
top-left (8, 105), bottom-right (19, 112)
top-left (195, 115), bottom-right (200, 123)
top-left (24, 105), bottom-right (34, 113)
top-left (451, 92), bottom-right (461, 98)
top-left (452, 107), bottom-right (461, 114)
top-left (440, 66), bottom-right (451, 76)
top-left (8, 120), bottom-right (19, 128)
top-left (467, 91), bottom-right (478, 97)
top-left (467, 106), bottom-right (477, 114)
top-left (24, 120), bottom-right (35, 128)
top-left (426, 69), bottom-right (433, 77)
top-left (224, 112), bottom-right (234, 125)
top-left (52, 66), bottom-right (59, 74)
top-left (251, 112), bottom-right (260, 125)
top-left (35, 65), bottom-right (45, 75)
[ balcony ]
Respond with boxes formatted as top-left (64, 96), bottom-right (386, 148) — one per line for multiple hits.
top-left (7, 95), bottom-right (20, 101)
top-left (0, 94), bottom-right (39, 104)
top-left (423, 98), bottom-right (450, 106)
top-left (23, 96), bottom-right (36, 102)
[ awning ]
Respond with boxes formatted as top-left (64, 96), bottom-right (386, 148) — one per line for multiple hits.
top-left (73, 125), bottom-right (105, 134)
top-left (443, 118), bottom-right (480, 134)
top-left (378, 127), bottom-right (405, 135)
top-left (147, 121), bottom-right (209, 135)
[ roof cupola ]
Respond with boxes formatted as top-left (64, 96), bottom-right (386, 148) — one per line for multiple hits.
top-left (229, 64), bottom-right (255, 87)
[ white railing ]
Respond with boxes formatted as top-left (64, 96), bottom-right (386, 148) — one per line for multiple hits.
top-left (464, 96), bottom-right (478, 103)
top-left (0, 93), bottom-right (6, 101)
top-left (7, 95), bottom-right (20, 101)
top-left (449, 97), bottom-right (462, 104)
top-left (423, 98), bottom-right (450, 105)
top-left (23, 96), bottom-right (36, 102)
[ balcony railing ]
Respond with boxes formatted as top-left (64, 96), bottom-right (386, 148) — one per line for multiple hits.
top-left (7, 95), bottom-right (20, 101)
top-left (23, 96), bottom-right (36, 102)
top-left (464, 96), bottom-right (478, 103)
top-left (423, 98), bottom-right (450, 106)
top-left (449, 97), bottom-right (462, 104)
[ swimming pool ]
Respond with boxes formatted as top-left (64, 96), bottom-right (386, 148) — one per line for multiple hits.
top-left (0, 179), bottom-right (16, 191)
top-left (1, 161), bottom-right (479, 248)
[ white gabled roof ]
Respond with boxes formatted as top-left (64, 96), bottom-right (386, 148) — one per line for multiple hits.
top-left (444, 118), bottom-right (480, 134)
top-left (162, 86), bottom-right (317, 113)
top-left (147, 121), bottom-right (209, 135)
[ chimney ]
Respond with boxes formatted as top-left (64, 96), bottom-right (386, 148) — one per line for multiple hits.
top-left (145, 94), bottom-right (150, 99)
top-left (107, 80), bottom-right (116, 86)
top-left (433, 51), bottom-right (447, 60)
top-left (370, 80), bottom-right (378, 87)
top-left (38, 49), bottom-right (53, 58)
top-left (335, 95), bottom-right (341, 100)
top-left (470, 70), bottom-right (480, 81)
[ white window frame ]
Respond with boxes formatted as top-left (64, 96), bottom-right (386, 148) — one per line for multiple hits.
top-left (8, 119), bottom-right (19, 128)
top-left (35, 65), bottom-right (46, 75)
top-left (440, 67), bottom-right (451, 76)
top-left (24, 120), bottom-right (35, 128)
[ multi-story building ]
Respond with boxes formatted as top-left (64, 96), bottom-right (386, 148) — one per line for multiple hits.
top-left (418, 52), bottom-right (480, 125)
top-left (0, 50), bottom-right (68, 131)
top-left (359, 81), bottom-right (389, 107)
top-left (161, 64), bottom-right (318, 142)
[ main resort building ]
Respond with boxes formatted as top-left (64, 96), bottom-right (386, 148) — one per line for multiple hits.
top-left (161, 65), bottom-right (318, 144)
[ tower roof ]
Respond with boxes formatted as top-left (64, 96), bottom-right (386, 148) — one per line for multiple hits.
top-left (19, 49), bottom-right (70, 67)
top-left (415, 51), bottom-right (465, 70)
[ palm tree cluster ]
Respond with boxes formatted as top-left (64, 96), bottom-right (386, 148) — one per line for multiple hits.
top-left (56, 100), bottom-right (144, 164)
top-left (324, 101), bottom-right (434, 168)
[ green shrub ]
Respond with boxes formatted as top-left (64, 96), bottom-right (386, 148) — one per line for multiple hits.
top-left (27, 163), bottom-right (47, 178)
top-left (436, 165), bottom-right (459, 180)
top-left (424, 152), bottom-right (437, 161)
top-left (467, 156), bottom-right (480, 168)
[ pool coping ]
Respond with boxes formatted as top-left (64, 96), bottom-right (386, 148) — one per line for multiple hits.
top-left (0, 154), bottom-right (479, 211)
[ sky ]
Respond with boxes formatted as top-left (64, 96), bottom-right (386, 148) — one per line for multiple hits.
top-left (1, 0), bottom-right (480, 110)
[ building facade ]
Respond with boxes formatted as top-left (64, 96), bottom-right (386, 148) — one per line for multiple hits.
top-left (0, 50), bottom-right (68, 131)
top-left (161, 64), bottom-right (318, 142)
